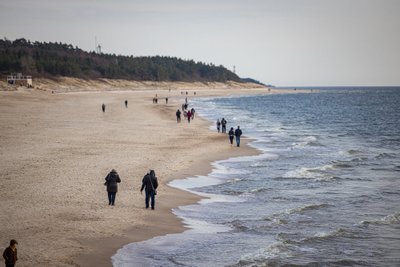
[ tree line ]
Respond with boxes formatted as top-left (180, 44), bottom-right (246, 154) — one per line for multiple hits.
top-left (0, 38), bottom-right (241, 82)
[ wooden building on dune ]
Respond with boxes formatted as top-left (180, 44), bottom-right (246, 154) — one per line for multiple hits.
top-left (7, 73), bottom-right (33, 87)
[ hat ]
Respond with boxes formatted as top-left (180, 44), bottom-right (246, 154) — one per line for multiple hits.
top-left (10, 239), bottom-right (18, 245)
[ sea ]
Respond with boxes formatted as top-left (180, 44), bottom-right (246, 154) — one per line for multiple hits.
top-left (112, 87), bottom-right (400, 267)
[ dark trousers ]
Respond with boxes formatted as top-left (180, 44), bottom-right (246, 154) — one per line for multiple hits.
top-left (229, 136), bottom-right (234, 145)
top-left (145, 191), bottom-right (156, 209)
top-left (236, 136), bottom-right (241, 147)
top-left (6, 264), bottom-right (15, 267)
top-left (108, 192), bottom-right (116, 205)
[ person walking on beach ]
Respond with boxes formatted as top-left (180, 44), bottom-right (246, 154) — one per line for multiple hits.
top-left (176, 109), bottom-right (181, 123)
top-left (191, 108), bottom-right (195, 120)
top-left (228, 127), bottom-right (235, 146)
top-left (102, 103), bottom-right (106, 112)
top-left (140, 170), bottom-right (159, 210)
top-left (165, 97), bottom-right (168, 104)
top-left (221, 118), bottom-right (227, 133)
top-left (187, 110), bottom-right (192, 123)
top-left (216, 119), bottom-right (221, 133)
top-left (125, 99), bottom-right (128, 108)
top-left (104, 169), bottom-right (121, 205)
top-left (3, 239), bottom-right (18, 267)
top-left (235, 126), bottom-right (242, 147)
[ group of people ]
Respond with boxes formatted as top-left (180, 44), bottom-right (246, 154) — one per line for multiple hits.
top-left (229, 126), bottom-right (242, 147)
top-left (216, 118), bottom-right (228, 133)
top-left (176, 101), bottom-right (195, 123)
top-left (216, 118), bottom-right (243, 147)
top-left (104, 169), bottom-right (159, 210)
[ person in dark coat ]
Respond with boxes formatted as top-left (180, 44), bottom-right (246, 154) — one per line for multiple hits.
top-left (216, 119), bottom-right (221, 133)
top-left (176, 109), bottom-right (181, 123)
top-left (140, 170), bottom-right (159, 210)
top-left (235, 126), bottom-right (242, 147)
top-left (190, 108), bottom-right (195, 119)
top-left (228, 127), bottom-right (235, 146)
top-left (3, 239), bottom-right (18, 267)
top-left (104, 169), bottom-right (121, 205)
top-left (187, 110), bottom-right (192, 123)
top-left (102, 103), bottom-right (106, 112)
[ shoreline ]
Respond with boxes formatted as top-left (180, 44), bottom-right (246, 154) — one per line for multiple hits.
top-left (75, 138), bottom-right (259, 267)
top-left (74, 99), bottom-right (261, 267)
top-left (0, 82), bottom-right (299, 267)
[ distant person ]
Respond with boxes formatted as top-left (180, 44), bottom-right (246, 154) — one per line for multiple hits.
top-left (102, 103), bottom-right (105, 112)
top-left (125, 100), bottom-right (128, 108)
top-left (190, 108), bottom-right (195, 119)
top-left (187, 110), bottom-right (192, 123)
top-left (3, 239), bottom-right (18, 267)
top-left (216, 119), bottom-right (221, 133)
top-left (104, 169), bottom-right (121, 205)
top-left (176, 109), bottom-right (181, 123)
top-left (221, 118), bottom-right (227, 133)
top-left (165, 97), bottom-right (168, 104)
top-left (140, 170), bottom-right (159, 210)
top-left (228, 127), bottom-right (235, 146)
top-left (235, 126), bottom-right (242, 147)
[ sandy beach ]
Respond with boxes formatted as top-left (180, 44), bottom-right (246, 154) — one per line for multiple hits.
top-left (0, 80), bottom-right (294, 266)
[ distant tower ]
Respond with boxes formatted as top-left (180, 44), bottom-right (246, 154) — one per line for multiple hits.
top-left (95, 36), bottom-right (102, 54)
top-left (233, 65), bottom-right (236, 74)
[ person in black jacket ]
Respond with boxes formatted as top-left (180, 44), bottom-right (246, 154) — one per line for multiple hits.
top-left (235, 126), bottom-right (242, 147)
top-left (104, 169), bottom-right (121, 205)
top-left (3, 239), bottom-right (18, 267)
top-left (228, 127), bottom-right (235, 146)
top-left (140, 170), bottom-right (159, 210)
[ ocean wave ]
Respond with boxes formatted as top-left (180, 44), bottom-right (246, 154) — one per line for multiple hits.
top-left (333, 162), bottom-right (353, 168)
top-left (282, 166), bottom-right (337, 181)
top-left (347, 149), bottom-right (363, 155)
top-left (286, 203), bottom-right (331, 214)
top-left (231, 242), bottom-right (292, 266)
top-left (360, 211), bottom-right (400, 226)
top-left (249, 187), bottom-right (270, 194)
top-left (292, 135), bottom-right (323, 148)
top-left (375, 152), bottom-right (397, 159)
top-left (299, 228), bottom-right (360, 243)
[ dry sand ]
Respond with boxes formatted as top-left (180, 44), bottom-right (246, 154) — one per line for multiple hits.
top-left (0, 79), bottom-right (288, 266)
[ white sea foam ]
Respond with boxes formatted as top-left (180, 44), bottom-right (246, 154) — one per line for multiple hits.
top-left (282, 164), bottom-right (336, 181)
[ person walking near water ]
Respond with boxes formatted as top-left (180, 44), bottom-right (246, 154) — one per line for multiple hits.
top-left (102, 103), bottom-right (106, 112)
top-left (140, 170), bottom-right (159, 210)
top-left (216, 119), bottom-right (221, 133)
top-left (104, 169), bottom-right (121, 205)
top-left (125, 99), bottom-right (128, 108)
top-left (3, 239), bottom-right (18, 267)
top-left (221, 118), bottom-right (227, 133)
top-left (235, 126), bottom-right (242, 147)
top-left (187, 110), bottom-right (192, 123)
top-left (228, 127), bottom-right (235, 146)
top-left (191, 108), bottom-right (195, 120)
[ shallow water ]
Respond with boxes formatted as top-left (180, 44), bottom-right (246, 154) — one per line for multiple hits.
top-left (112, 88), bottom-right (400, 266)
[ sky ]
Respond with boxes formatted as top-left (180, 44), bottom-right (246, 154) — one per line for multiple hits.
top-left (0, 0), bottom-right (399, 86)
